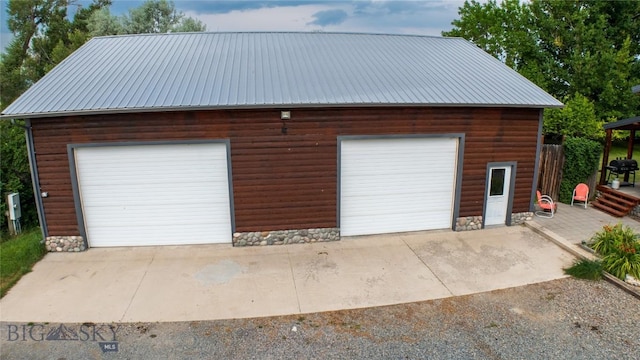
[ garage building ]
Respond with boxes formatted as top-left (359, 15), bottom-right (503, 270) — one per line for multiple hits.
top-left (0, 32), bottom-right (562, 250)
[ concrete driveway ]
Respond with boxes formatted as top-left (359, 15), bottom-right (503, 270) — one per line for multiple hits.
top-left (0, 226), bottom-right (574, 323)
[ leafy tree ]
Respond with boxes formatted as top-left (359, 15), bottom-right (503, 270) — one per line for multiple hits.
top-left (87, 7), bottom-right (124, 36)
top-left (1, 0), bottom-right (110, 236)
top-left (544, 93), bottom-right (603, 141)
top-left (0, 0), bottom-right (205, 235)
top-left (444, 0), bottom-right (640, 137)
top-left (89, 0), bottom-right (205, 37)
top-left (444, 0), bottom-right (536, 72)
top-left (0, 121), bottom-right (36, 237)
top-left (0, 0), bottom-right (111, 108)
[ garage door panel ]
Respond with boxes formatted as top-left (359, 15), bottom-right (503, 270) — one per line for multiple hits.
top-left (342, 163), bottom-right (453, 176)
top-left (341, 213), bottom-right (450, 235)
top-left (78, 168), bottom-right (228, 184)
top-left (85, 227), bottom-right (227, 247)
top-left (340, 137), bottom-right (457, 236)
top-left (79, 186), bottom-right (225, 204)
top-left (83, 204), bottom-right (231, 220)
top-left (340, 202), bottom-right (452, 217)
top-left (79, 173), bottom-right (228, 186)
top-left (75, 143), bottom-right (232, 247)
top-left (88, 212), bottom-right (230, 227)
top-left (341, 178), bottom-right (455, 196)
top-left (82, 195), bottom-right (228, 207)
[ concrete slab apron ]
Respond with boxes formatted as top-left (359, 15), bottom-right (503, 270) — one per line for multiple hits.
top-left (122, 245), bottom-right (300, 322)
top-left (287, 234), bottom-right (451, 314)
top-left (0, 247), bottom-right (158, 323)
top-left (0, 226), bottom-right (575, 323)
top-left (401, 226), bottom-right (575, 296)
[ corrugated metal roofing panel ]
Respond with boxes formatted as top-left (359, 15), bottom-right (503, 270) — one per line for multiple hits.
top-left (1, 32), bottom-right (562, 119)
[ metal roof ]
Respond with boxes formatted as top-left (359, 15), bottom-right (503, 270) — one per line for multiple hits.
top-left (633, 85), bottom-right (640, 94)
top-left (1, 32), bottom-right (562, 119)
top-left (603, 115), bottom-right (640, 130)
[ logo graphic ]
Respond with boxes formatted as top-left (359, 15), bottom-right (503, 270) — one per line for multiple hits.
top-left (100, 342), bottom-right (119, 353)
top-left (6, 323), bottom-right (120, 353)
top-left (46, 324), bottom-right (79, 341)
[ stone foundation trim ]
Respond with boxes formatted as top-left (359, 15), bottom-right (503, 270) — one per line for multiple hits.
top-left (45, 236), bottom-right (86, 252)
top-left (455, 216), bottom-right (482, 231)
top-left (233, 228), bottom-right (340, 246)
top-left (455, 212), bottom-right (533, 231)
top-left (511, 212), bottom-right (533, 225)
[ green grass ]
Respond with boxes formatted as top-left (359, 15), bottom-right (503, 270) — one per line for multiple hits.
top-left (603, 143), bottom-right (640, 163)
top-left (0, 228), bottom-right (46, 298)
top-left (563, 259), bottom-right (604, 280)
top-left (597, 143), bottom-right (640, 183)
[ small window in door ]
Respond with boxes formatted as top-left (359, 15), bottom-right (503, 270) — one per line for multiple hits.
top-left (490, 168), bottom-right (506, 196)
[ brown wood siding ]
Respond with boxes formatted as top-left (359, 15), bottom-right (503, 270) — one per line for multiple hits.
top-left (31, 107), bottom-right (540, 236)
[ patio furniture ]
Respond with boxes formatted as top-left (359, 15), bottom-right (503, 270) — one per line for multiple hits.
top-left (535, 190), bottom-right (556, 218)
top-left (571, 183), bottom-right (589, 209)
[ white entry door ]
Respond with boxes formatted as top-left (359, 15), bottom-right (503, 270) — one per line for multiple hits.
top-left (484, 166), bottom-right (511, 226)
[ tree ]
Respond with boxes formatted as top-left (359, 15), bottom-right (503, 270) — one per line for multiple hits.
top-left (444, 0), bottom-right (536, 71)
top-left (0, 0), bottom-right (111, 108)
top-left (88, 0), bottom-right (205, 37)
top-left (444, 0), bottom-right (640, 137)
top-left (544, 93), bottom-right (603, 141)
top-left (0, 0), bottom-right (205, 235)
top-left (1, 0), bottom-right (110, 235)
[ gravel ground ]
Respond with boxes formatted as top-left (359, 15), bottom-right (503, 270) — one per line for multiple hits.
top-left (1, 277), bottom-right (638, 360)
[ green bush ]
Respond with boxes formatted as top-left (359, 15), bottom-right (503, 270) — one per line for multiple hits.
top-left (589, 224), bottom-right (640, 280)
top-left (544, 93), bottom-right (604, 141)
top-left (558, 137), bottom-right (602, 203)
top-left (563, 259), bottom-right (603, 280)
top-left (0, 121), bottom-right (38, 237)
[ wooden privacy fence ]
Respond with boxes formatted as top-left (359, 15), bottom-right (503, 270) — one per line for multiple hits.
top-left (537, 144), bottom-right (565, 201)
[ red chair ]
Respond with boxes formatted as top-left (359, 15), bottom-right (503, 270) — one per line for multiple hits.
top-left (571, 183), bottom-right (589, 209)
top-left (535, 190), bottom-right (556, 218)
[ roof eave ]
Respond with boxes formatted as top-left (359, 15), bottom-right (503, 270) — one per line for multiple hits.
top-left (603, 115), bottom-right (640, 130)
top-left (0, 102), bottom-right (564, 120)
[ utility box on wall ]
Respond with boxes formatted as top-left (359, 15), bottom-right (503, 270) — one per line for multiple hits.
top-left (8, 193), bottom-right (21, 220)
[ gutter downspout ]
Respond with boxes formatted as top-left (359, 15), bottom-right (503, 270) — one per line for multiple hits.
top-left (12, 119), bottom-right (48, 240)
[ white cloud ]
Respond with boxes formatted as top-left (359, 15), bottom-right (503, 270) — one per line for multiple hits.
top-left (185, 1), bottom-right (463, 36)
top-left (184, 4), bottom-right (338, 33)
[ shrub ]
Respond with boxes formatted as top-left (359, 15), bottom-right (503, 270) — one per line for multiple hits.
top-left (590, 224), bottom-right (635, 255)
top-left (602, 250), bottom-right (640, 280)
top-left (563, 259), bottom-right (603, 280)
top-left (589, 224), bottom-right (640, 280)
top-left (544, 93), bottom-right (603, 141)
top-left (558, 137), bottom-right (602, 203)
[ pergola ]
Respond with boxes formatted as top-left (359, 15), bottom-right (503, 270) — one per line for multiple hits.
top-left (599, 85), bottom-right (640, 185)
top-left (599, 115), bottom-right (640, 185)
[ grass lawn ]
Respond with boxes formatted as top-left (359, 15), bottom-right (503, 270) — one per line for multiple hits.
top-left (605, 143), bottom-right (640, 162)
top-left (0, 228), bottom-right (46, 298)
top-left (597, 143), bottom-right (640, 183)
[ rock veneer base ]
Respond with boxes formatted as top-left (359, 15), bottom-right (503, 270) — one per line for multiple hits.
top-left (455, 212), bottom-right (533, 231)
top-left (233, 228), bottom-right (339, 246)
top-left (45, 236), bottom-right (86, 252)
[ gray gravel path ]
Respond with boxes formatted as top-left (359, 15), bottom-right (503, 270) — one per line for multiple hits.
top-left (1, 277), bottom-right (638, 359)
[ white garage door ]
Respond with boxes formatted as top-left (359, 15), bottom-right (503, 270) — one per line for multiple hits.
top-left (340, 137), bottom-right (458, 236)
top-left (74, 143), bottom-right (232, 247)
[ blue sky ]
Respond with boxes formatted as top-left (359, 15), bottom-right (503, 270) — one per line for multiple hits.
top-left (0, 1), bottom-right (465, 52)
